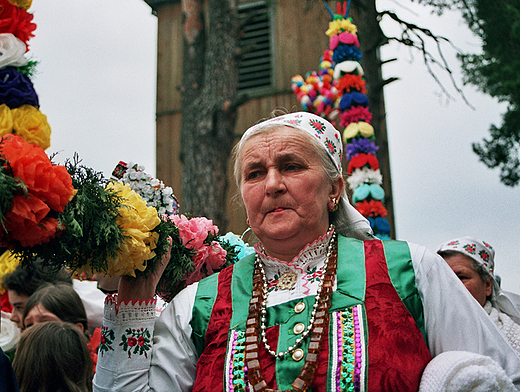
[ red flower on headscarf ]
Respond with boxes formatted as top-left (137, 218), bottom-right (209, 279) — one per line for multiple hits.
top-left (0, 0), bottom-right (36, 48)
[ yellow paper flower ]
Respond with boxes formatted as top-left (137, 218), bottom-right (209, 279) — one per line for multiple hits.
top-left (326, 18), bottom-right (358, 37)
top-left (104, 182), bottom-right (161, 277)
top-left (0, 104), bottom-right (14, 136)
top-left (7, 0), bottom-right (32, 9)
top-left (343, 121), bottom-right (374, 143)
top-left (11, 105), bottom-right (51, 150)
top-left (0, 251), bottom-right (21, 295)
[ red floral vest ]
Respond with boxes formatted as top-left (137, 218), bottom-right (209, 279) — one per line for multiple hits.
top-left (191, 238), bottom-right (431, 391)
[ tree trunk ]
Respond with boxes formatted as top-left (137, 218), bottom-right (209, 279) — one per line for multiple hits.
top-left (181, 0), bottom-right (239, 230)
top-left (352, 0), bottom-right (397, 237)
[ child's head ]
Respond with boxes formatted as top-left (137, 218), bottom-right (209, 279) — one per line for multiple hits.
top-left (13, 321), bottom-right (93, 392)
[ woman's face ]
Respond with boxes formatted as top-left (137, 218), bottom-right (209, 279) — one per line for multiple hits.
top-left (240, 127), bottom-right (342, 260)
top-left (23, 303), bottom-right (61, 329)
top-left (444, 253), bottom-right (492, 307)
top-left (8, 290), bottom-right (28, 329)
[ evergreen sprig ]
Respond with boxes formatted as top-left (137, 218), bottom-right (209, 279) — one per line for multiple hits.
top-left (0, 161), bottom-right (25, 232)
top-left (12, 157), bottom-right (125, 273)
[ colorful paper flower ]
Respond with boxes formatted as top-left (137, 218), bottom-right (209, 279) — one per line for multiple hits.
top-left (7, 0), bottom-right (32, 9)
top-left (0, 0), bottom-right (36, 47)
top-left (347, 153), bottom-right (379, 174)
top-left (339, 106), bottom-right (372, 127)
top-left (103, 182), bottom-right (161, 277)
top-left (0, 135), bottom-right (74, 247)
top-left (339, 91), bottom-right (369, 111)
top-left (332, 44), bottom-right (362, 64)
top-left (355, 199), bottom-right (388, 218)
top-left (173, 214), bottom-right (218, 250)
top-left (343, 121), bottom-right (374, 141)
top-left (0, 67), bottom-right (39, 109)
top-left (336, 74), bottom-right (366, 95)
top-left (185, 242), bottom-right (227, 286)
top-left (1, 134), bottom-right (72, 212)
top-left (0, 104), bottom-right (13, 134)
top-left (0, 33), bottom-right (27, 69)
top-left (326, 18), bottom-right (357, 37)
top-left (0, 249), bottom-right (20, 294)
top-left (11, 105), bottom-right (50, 149)
top-left (346, 167), bottom-right (383, 189)
top-left (219, 232), bottom-right (255, 261)
top-left (345, 138), bottom-right (379, 161)
top-left (117, 162), bottom-right (178, 215)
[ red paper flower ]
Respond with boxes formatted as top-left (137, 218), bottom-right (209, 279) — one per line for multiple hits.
top-left (1, 135), bottom-right (74, 213)
top-left (355, 200), bottom-right (388, 218)
top-left (0, 135), bottom-right (75, 247)
top-left (347, 153), bottom-right (379, 175)
top-left (4, 195), bottom-right (60, 246)
top-left (340, 106), bottom-right (372, 127)
top-left (0, 0), bottom-right (36, 48)
top-left (336, 74), bottom-right (366, 95)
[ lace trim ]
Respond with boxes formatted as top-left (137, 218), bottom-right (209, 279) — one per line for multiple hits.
top-left (104, 294), bottom-right (157, 323)
top-left (255, 230), bottom-right (332, 270)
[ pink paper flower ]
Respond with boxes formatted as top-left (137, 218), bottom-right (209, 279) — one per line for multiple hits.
top-left (185, 242), bottom-right (227, 286)
top-left (172, 214), bottom-right (218, 249)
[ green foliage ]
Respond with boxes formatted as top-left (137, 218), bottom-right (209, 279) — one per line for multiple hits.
top-left (0, 158), bottom-right (26, 232)
top-left (12, 157), bottom-right (126, 273)
top-left (472, 105), bottom-right (520, 186)
top-left (16, 60), bottom-right (39, 76)
top-left (155, 223), bottom-right (240, 302)
top-left (456, 0), bottom-right (520, 185)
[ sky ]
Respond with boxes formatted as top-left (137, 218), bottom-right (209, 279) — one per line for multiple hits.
top-left (27, 0), bottom-right (519, 292)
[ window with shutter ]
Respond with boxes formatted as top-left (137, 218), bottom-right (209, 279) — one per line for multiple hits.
top-left (238, 1), bottom-right (273, 93)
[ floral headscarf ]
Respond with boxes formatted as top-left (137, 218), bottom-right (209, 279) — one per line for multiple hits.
top-left (240, 112), bottom-right (372, 238)
top-left (242, 112), bottom-right (343, 173)
top-left (437, 236), bottom-right (520, 324)
top-left (437, 236), bottom-right (495, 278)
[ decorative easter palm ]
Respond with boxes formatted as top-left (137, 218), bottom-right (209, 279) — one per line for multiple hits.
top-left (0, 1), bottom-right (248, 302)
top-left (291, 1), bottom-right (391, 239)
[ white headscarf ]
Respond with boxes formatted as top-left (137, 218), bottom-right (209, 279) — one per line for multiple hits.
top-left (241, 111), bottom-right (373, 238)
top-left (437, 236), bottom-right (520, 324)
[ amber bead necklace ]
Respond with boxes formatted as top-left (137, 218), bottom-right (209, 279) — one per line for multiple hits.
top-left (244, 227), bottom-right (338, 392)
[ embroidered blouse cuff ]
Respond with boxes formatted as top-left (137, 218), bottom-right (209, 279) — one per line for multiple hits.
top-left (104, 294), bottom-right (157, 322)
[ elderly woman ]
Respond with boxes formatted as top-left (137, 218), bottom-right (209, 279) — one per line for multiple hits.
top-left (437, 237), bottom-right (520, 355)
top-left (93, 112), bottom-right (520, 391)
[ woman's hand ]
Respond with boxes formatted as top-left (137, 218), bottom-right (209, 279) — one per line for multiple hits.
top-left (117, 237), bottom-right (172, 303)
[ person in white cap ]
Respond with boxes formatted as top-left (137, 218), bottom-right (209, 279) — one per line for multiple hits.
top-left (438, 237), bottom-right (520, 356)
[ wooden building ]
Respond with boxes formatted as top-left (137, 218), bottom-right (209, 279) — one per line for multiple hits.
top-left (142, 0), bottom-right (334, 234)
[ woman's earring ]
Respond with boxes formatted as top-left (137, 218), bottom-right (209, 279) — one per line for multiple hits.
top-left (246, 218), bottom-right (250, 226)
top-left (329, 198), bottom-right (339, 212)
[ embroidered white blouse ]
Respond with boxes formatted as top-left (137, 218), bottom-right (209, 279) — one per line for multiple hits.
top-left (93, 241), bottom-right (520, 391)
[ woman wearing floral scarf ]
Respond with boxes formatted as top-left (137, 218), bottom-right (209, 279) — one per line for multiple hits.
top-left (437, 237), bottom-right (520, 356)
top-left (93, 113), bottom-right (520, 391)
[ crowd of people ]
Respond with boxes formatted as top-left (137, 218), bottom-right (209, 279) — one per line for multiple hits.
top-left (1, 112), bottom-right (520, 391)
